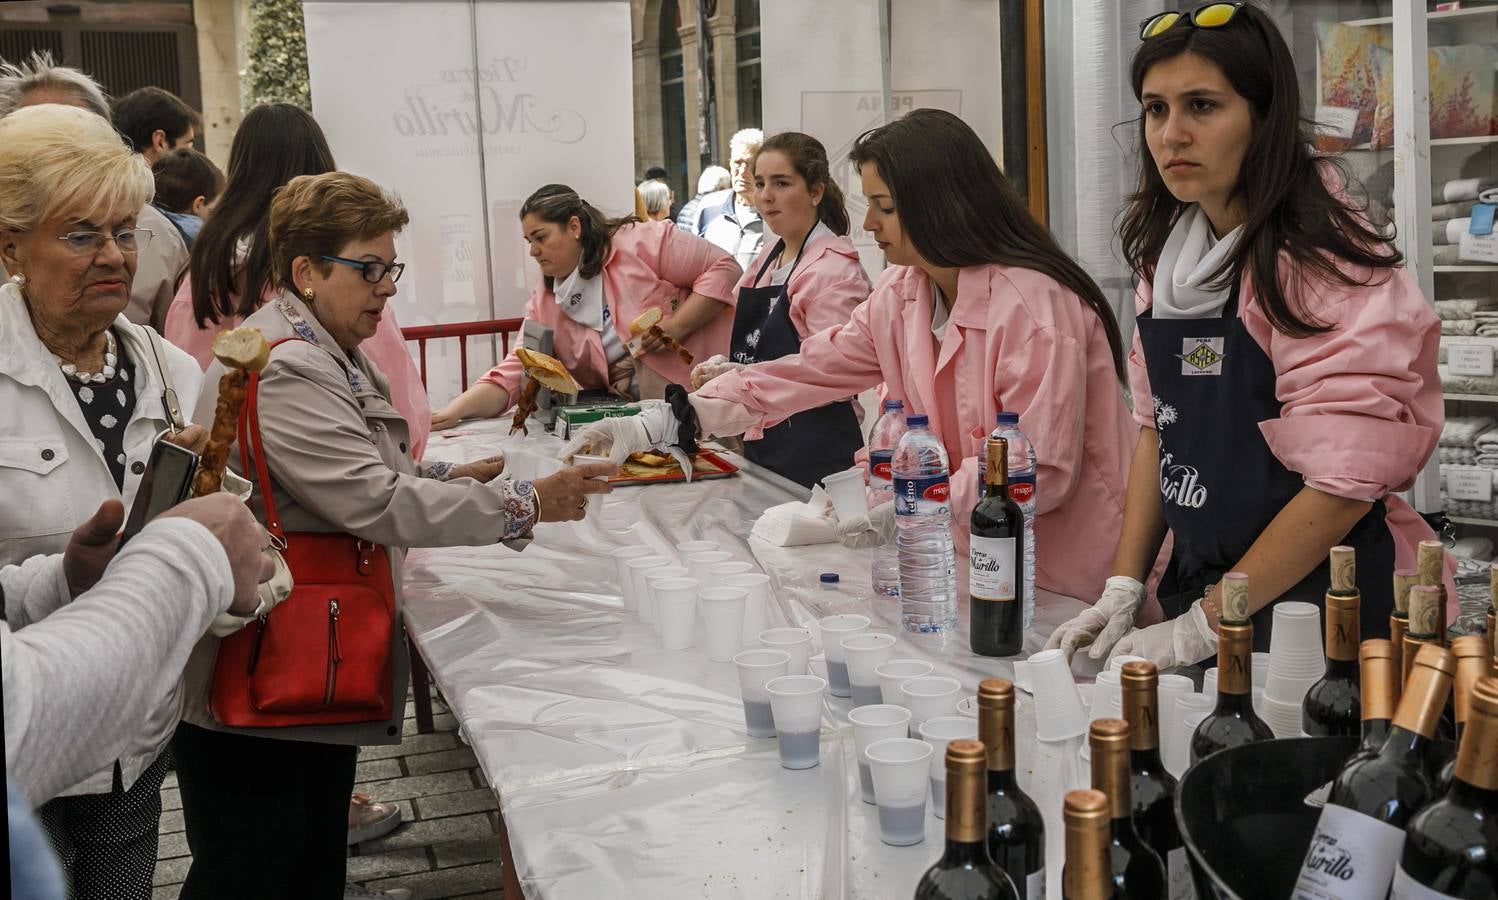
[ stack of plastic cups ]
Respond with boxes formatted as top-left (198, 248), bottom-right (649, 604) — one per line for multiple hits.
top-left (1179, 709), bottom-right (1212, 765)
top-left (849, 704), bottom-right (911, 804)
top-left (1081, 670), bottom-right (1124, 764)
top-left (1168, 693), bottom-right (1216, 777)
top-left (919, 716), bottom-right (977, 819)
top-left (1156, 674), bottom-right (1195, 772)
top-left (1260, 601), bottom-right (1325, 737)
top-left (709, 560), bottom-right (755, 580)
top-left (1025, 648), bottom-right (1090, 887)
top-left (1108, 655), bottom-right (1149, 673)
top-left (610, 546), bottom-right (653, 614)
top-left (644, 566), bottom-right (689, 637)
top-left (625, 555), bottom-right (671, 625)
top-left (723, 573), bottom-right (771, 645)
top-left (841, 633), bottom-right (897, 707)
top-left (759, 627), bottom-right (812, 675)
top-left (865, 737), bottom-right (933, 846)
top-left (675, 539), bottom-right (720, 561)
top-left (686, 551), bottom-right (734, 594)
top-left (900, 676), bottom-right (963, 737)
top-left (1253, 652), bottom-right (1272, 688)
top-left (766, 674), bottom-right (827, 769)
top-left (733, 649), bottom-right (790, 736)
top-left (876, 659), bottom-right (934, 717)
top-left (653, 578), bottom-right (699, 650)
top-left (699, 587), bottom-right (748, 662)
top-left (1201, 668), bottom-right (1219, 698)
top-left (818, 614), bottom-right (870, 698)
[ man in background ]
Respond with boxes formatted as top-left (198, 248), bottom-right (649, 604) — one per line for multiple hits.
top-left (695, 128), bottom-right (766, 268)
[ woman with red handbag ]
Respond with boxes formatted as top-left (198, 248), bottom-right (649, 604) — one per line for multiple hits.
top-left (171, 171), bottom-right (615, 899)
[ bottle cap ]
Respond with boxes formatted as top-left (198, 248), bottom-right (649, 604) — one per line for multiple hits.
top-left (997, 411), bottom-right (1019, 425)
top-left (819, 573), bottom-right (840, 584)
top-left (905, 414), bottom-right (928, 427)
top-left (883, 398), bottom-right (903, 411)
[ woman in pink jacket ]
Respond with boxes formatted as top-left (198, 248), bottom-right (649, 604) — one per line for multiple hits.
top-left (692, 131), bottom-right (872, 488)
top-left (1048, 4), bottom-right (1445, 669)
top-left (564, 109), bottom-right (1137, 605)
top-left (431, 184), bottom-right (740, 426)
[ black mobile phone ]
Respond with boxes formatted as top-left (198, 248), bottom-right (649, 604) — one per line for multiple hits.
top-left (119, 438), bottom-right (200, 547)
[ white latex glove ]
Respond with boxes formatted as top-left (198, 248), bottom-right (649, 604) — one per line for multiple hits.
top-left (690, 355), bottom-right (747, 390)
top-left (836, 500), bottom-right (896, 550)
top-left (1042, 575), bottom-right (1146, 662)
top-left (557, 400), bottom-right (694, 481)
top-left (1104, 599), bottom-right (1217, 671)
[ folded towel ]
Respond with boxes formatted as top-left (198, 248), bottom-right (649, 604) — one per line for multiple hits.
top-left (750, 487), bottom-right (838, 546)
top-left (1442, 416), bottom-right (1496, 446)
top-left (1477, 428), bottom-right (1498, 451)
top-left (1483, 188), bottom-right (1498, 206)
top-left (1442, 364), bottom-right (1498, 395)
top-left (1480, 324), bottom-right (1498, 338)
top-left (1437, 298), bottom-right (1498, 320)
top-left (1442, 446), bottom-right (1479, 464)
top-left (1450, 536), bottom-right (1494, 561)
top-left (1434, 217), bottom-right (1474, 246)
top-left (1477, 453), bottom-right (1498, 468)
top-left (1446, 319), bottom-right (1479, 335)
top-left (1437, 179), bottom-right (1498, 203)
top-left (1436, 244), bottom-right (1463, 266)
top-left (1476, 311), bottom-right (1498, 321)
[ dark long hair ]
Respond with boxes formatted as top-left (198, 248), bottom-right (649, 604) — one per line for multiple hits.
top-left (1118, 4), bottom-right (1400, 337)
top-left (850, 108), bottom-right (1125, 378)
top-left (520, 184), bottom-right (638, 290)
top-left (188, 104), bottom-right (336, 327)
top-left (758, 131), bottom-right (851, 236)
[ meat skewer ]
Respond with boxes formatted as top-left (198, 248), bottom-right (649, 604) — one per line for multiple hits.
top-left (191, 327), bottom-right (271, 497)
top-left (628, 307), bottom-right (693, 366)
top-left (510, 347), bottom-right (581, 436)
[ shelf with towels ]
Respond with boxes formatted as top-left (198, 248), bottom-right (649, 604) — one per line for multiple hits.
top-left (1448, 515), bottom-right (1498, 527)
top-left (1445, 393), bottom-right (1498, 403)
top-left (1344, 7), bottom-right (1498, 28)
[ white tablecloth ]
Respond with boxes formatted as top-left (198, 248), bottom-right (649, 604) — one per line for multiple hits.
top-left (402, 420), bottom-right (1092, 899)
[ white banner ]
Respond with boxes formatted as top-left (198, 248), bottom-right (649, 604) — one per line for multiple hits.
top-left (304, 1), bottom-right (634, 402)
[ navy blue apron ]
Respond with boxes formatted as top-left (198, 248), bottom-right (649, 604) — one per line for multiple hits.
top-left (729, 239), bottom-right (864, 489)
top-left (1136, 280), bottom-right (1395, 650)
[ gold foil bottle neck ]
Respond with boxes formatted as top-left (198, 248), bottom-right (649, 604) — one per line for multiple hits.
top-left (1451, 636), bottom-right (1493, 727)
top-left (977, 678), bottom-right (1016, 772)
top-left (1324, 592), bottom-right (1361, 663)
top-left (1456, 677), bottom-right (1498, 791)
top-left (1392, 644), bottom-right (1456, 738)
top-left (1063, 789), bottom-right (1113, 900)
top-left (985, 438), bottom-right (1009, 488)
top-left (944, 739), bottom-right (988, 844)
top-left (1088, 718), bottom-right (1132, 819)
top-left (1120, 661), bottom-right (1161, 751)
top-left (1220, 572), bottom-right (1250, 624)
top-left (1359, 639), bottom-right (1396, 724)
top-left (1408, 586), bottom-right (1442, 639)
top-left (1218, 622), bottom-right (1255, 695)
top-left (1329, 545), bottom-right (1357, 595)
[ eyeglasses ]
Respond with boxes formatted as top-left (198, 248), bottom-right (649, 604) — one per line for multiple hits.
top-left (320, 254), bottom-right (405, 284)
top-left (1140, 3), bottom-right (1245, 40)
top-left (56, 228), bottom-right (153, 255)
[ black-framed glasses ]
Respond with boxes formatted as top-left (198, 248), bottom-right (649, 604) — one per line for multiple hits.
top-left (57, 228), bottom-right (153, 255)
top-left (320, 254), bottom-right (405, 284)
top-left (1140, 2), bottom-right (1245, 40)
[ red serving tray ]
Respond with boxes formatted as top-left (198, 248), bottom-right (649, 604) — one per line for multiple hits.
top-left (607, 448), bottom-right (740, 486)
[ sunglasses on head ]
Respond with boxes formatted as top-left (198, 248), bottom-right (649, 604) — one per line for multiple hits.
top-left (1140, 2), bottom-right (1245, 41)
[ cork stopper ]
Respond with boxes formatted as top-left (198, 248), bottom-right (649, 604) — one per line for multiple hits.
top-left (1418, 541), bottom-right (1444, 587)
top-left (1408, 585), bottom-right (1442, 639)
top-left (1329, 545), bottom-right (1357, 595)
top-left (1490, 563), bottom-right (1498, 606)
top-left (1220, 572), bottom-right (1250, 624)
top-left (1393, 570), bottom-right (1416, 616)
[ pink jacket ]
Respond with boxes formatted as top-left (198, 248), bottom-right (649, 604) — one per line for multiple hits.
top-left (163, 275), bottom-right (433, 460)
top-left (736, 231), bottom-right (872, 338)
top-left (695, 262), bottom-right (1137, 602)
top-left (1128, 260), bottom-right (1454, 609)
top-left (479, 219), bottom-right (741, 396)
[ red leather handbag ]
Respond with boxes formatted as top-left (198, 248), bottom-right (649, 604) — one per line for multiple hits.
top-left (210, 338), bottom-right (397, 728)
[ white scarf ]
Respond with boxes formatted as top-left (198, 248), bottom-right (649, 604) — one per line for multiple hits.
top-left (1151, 205), bottom-right (1244, 320)
top-left (552, 266), bottom-right (626, 365)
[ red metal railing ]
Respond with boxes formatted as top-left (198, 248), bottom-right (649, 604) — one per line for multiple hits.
top-left (400, 318), bottom-right (525, 391)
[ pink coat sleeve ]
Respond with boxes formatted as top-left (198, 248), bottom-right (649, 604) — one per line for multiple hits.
top-left (1126, 283), bottom-right (1156, 428)
top-left (476, 285), bottom-right (546, 398)
top-left (633, 220), bottom-right (741, 305)
top-left (162, 274), bottom-right (223, 370)
top-left (360, 304), bottom-right (433, 460)
top-left (790, 253), bottom-right (871, 339)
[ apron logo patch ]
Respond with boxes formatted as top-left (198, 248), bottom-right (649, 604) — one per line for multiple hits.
top-left (1159, 450), bottom-right (1208, 509)
top-left (1179, 337), bottom-right (1225, 376)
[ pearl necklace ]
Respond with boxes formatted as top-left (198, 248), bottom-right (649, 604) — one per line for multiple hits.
top-left (57, 329), bottom-right (118, 384)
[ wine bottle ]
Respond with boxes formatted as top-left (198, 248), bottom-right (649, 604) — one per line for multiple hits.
top-left (1190, 573), bottom-right (1274, 765)
top-left (1392, 569), bottom-right (1416, 706)
top-left (1304, 546), bottom-right (1362, 737)
top-left (1418, 540), bottom-right (1448, 645)
top-left (1405, 586), bottom-right (1444, 690)
top-left (1292, 643), bottom-right (1457, 900)
top-left (1119, 662), bottom-right (1188, 900)
top-left (1063, 789), bottom-right (1122, 900)
top-left (1437, 637), bottom-right (1492, 793)
top-left (915, 739), bottom-right (1020, 900)
top-left (1394, 675), bottom-right (1498, 898)
top-left (971, 439), bottom-right (1025, 657)
top-left (1358, 639), bottom-right (1397, 758)
top-left (978, 679), bottom-right (1045, 899)
top-left (1089, 719), bottom-right (1167, 899)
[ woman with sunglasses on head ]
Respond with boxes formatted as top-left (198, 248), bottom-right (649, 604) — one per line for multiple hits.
top-left (1047, 2), bottom-right (1447, 670)
top-left (563, 108), bottom-right (1137, 605)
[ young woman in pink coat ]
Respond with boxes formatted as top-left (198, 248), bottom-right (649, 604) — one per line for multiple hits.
top-left (1047, 4), bottom-right (1447, 670)
top-left (691, 131), bottom-right (873, 488)
top-left (431, 184), bottom-right (740, 426)
top-left (564, 109), bottom-right (1137, 605)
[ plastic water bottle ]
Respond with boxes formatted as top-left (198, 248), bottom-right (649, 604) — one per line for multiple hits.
top-left (892, 414), bottom-right (956, 633)
top-left (867, 399), bottom-right (907, 599)
top-left (990, 412), bottom-right (1037, 630)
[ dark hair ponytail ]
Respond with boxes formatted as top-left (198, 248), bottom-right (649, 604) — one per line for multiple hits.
top-left (758, 131), bottom-right (851, 236)
top-left (520, 183), bottom-right (639, 289)
top-left (1119, 3), bottom-right (1401, 337)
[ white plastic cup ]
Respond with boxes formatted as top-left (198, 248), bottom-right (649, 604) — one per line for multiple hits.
top-left (708, 560), bottom-right (756, 579)
top-left (1170, 694), bottom-right (1216, 776)
top-left (644, 566), bottom-right (690, 636)
top-left (877, 659), bottom-right (935, 713)
top-left (1201, 668), bottom-right (1219, 698)
top-left (734, 649), bottom-right (791, 738)
top-left (675, 539), bottom-right (720, 561)
top-left (1259, 694), bottom-right (1303, 739)
top-left (849, 704), bottom-right (911, 805)
top-left (760, 627), bottom-right (812, 675)
top-left (654, 578), bottom-right (700, 650)
top-left (919, 716), bottom-right (977, 819)
top-left (724, 573), bottom-right (771, 645)
top-left (1266, 603), bottom-right (1326, 701)
top-left (610, 546), bottom-right (653, 612)
top-left (1180, 710), bottom-right (1212, 765)
top-left (821, 466), bottom-right (869, 521)
top-left (1027, 648), bottom-right (1088, 741)
top-left (955, 696), bottom-right (978, 719)
top-left (625, 555), bottom-right (671, 624)
top-left (700, 587), bottom-right (747, 662)
top-left (818, 614), bottom-right (870, 698)
top-left (1108, 654), bottom-right (1149, 673)
top-left (766, 675), bottom-right (826, 769)
top-left (841, 633), bottom-right (897, 708)
top-left (686, 550), bottom-right (735, 587)
top-left (1253, 651), bottom-right (1272, 688)
top-left (865, 738), bottom-right (934, 846)
top-left (1156, 674), bottom-right (1195, 763)
top-left (901, 676), bottom-right (963, 736)
top-left (1090, 670), bottom-right (1123, 725)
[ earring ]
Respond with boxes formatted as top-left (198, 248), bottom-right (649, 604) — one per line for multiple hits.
top-left (302, 287), bottom-right (315, 301)
top-left (10, 272), bottom-right (24, 287)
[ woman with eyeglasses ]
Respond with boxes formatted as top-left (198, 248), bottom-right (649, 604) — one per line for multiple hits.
top-left (1047, 2), bottom-right (1447, 670)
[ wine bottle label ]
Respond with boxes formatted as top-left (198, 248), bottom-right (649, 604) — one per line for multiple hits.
top-left (1390, 865), bottom-right (1460, 899)
top-left (1026, 868), bottom-right (1046, 900)
top-left (1169, 846), bottom-right (1194, 900)
top-left (1292, 803), bottom-right (1405, 900)
top-left (970, 536), bottom-right (1017, 602)
top-left (894, 473), bottom-right (950, 515)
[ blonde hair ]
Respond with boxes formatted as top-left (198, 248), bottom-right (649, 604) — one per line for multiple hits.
top-left (638, 179), bottom-right (670, 217)
top-left (0, 103), bottom-right (152, 231)
top-left (268, 171), bottom-right (409, 292)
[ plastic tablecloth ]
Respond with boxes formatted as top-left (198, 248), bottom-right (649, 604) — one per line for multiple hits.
top-left (402, 420), bottom-right (1092, 899)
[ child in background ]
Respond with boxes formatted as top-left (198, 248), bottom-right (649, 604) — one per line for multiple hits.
top-left (151, 147), bottom-right (225, 246)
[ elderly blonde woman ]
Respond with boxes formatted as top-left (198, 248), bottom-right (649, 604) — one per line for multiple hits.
top-left (173, 171), bottom-right (613, 898)
top-left (0, 103), bottom-right (207, 895)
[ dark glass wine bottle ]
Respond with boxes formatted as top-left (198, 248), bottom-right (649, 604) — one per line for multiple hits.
top-left (1394, 675), bottom-right (1498, 898)
top-left (1304, 546), bottom-right (1362, 737)
top-left (1089, 719), bottom-right (1166, 899)
top-left (1418, 540), bottom-right (1448, 646)
top-left (1293, 643), bottom-right (1456, 900)
top-left (1391, 569), bottom-right (1415, 707)
top-left (915, 739), bottom-right (1020, 900)
top-left (1063, 790), bottom-right (1122, 900)
top-left (1358, 638), bottom-right (1397, 758)
top-left (971, 439), bottom-right (1025, 657)
top-left (1438, 637), bottom-right (1492, 793)
top-left (978, 679), bottom-right (1045, 899)
top-left (1190, 573), bottom-right (1273, 765)
top-left (1119, 662), bottom-right (1185, 897)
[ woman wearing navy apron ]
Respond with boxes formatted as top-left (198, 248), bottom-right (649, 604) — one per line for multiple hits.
top-left (1047, 3), bottom-right (1446, 666)
top-left (692, 132), bottom-right (871, 488)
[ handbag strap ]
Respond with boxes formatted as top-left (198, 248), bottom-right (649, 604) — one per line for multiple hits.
top-left (238, 337), bottom-right (307, 543)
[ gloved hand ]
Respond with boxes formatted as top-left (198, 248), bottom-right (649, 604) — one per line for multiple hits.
top-left (1042, 575), bottom-right (1146, 662)
top-left (558, 400), bottom-right (693, 480)
top-left (690, 355), bottom-right (746, 390)
top-left (836, 500), bottom-right (896, 550)
top-left (1104, 598), bottom-right (1217, 671)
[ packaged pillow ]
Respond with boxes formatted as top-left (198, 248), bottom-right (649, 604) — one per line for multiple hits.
top-left (1374, 43), bottom-right (1498, 145)
top-left (1315, 22), bottom-right (1385, 151)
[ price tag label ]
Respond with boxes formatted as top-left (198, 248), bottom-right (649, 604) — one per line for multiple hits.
top-left (1314, 105), bottom-right (1360, 140)
top-left (1459, 231), bottom-right (1498, 263)
top-left (1448, 343), bottom-right (1495, 376)
top-left (1448, 466), bottom-right (1493, 502)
